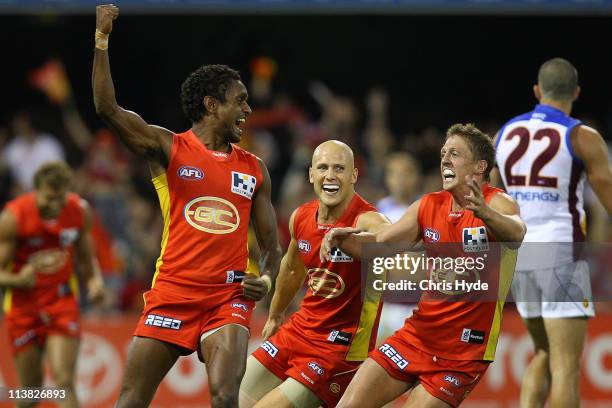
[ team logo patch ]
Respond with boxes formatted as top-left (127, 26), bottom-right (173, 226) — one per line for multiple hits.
top-left (231, 171), bottom-right (257, 200)
top-left (261, 341), bottom-right (278, 358)
top-left (462, 227), bottom-right (489, 252)
top-left (184, 196), bottom-right (240, 234)
top-left (378, 343), bottom-right (409, 370)
top-left (298, 239), bottom-right (311, 253)
top-left (308, 268), bottom-right (346, 299)
top-left (444, 375), bottom-right (462, 387)
top-left (424, 227), bottom-right (440, 242)
top-left (329, 247), bottom-right (353, 263)
top-left (460, 328), bottom-right (485, 344)
top-left (177, 166), bottom-right (204, 180)
top-left (59, 228), bottom-right (79, 247)
top-left (144, 314), bottom-right (182, 330)
top-left (308, 361), bottom-right (325, 376)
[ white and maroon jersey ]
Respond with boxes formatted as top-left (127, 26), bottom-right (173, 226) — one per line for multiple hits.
top-left (496, 104), bottom-right (585, 268)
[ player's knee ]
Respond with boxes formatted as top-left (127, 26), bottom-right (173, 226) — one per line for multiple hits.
top-left (238, 388), bottom-right (257, 408)
top-left (211, 389), bottom-right (239, 408)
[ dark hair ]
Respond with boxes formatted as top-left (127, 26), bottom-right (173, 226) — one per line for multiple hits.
top-left (538, 58), bottom-right (578, 101)
top-left (34, 161), bottom-right (72, 189)
top-left (180, 64), bottom-right (241, 123)
top-left (446, 123), bottom-right (495, 182)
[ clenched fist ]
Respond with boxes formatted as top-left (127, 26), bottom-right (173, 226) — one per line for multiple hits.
top-left (96, 4), bottom-right (119, 34)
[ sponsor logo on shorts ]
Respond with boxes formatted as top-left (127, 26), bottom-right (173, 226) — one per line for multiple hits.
top-left (308, 268), bottom-right (345, 299)
top-left (308, 361), bottom-right (325, 376)
top-left (231, 303), bottom-right (249, 312)
top-left (460, 328), bottom-right (485, 344)
top-left (178, 166), bottom-right (204, 180)
top-left (261, 341), bottom-right (278, 358)
top-left (300, 372), bottom-right (315, 384)
top-left (298, 239), bottom-right (311, 253)
top-left (144, 314), bottom-right (182, 330)
top-left (444, 375), bottom-right (462, 387)
top-left (231, 171), bottom-right (257, 200)
top-left (462, 227), bottom-right (489, 252)
top-left (439, 386), bottom-right (454, 397)
top-left (378, 343), bottom-right (409, 370)
top-left (329, 247), bottom-right (353, 262)
top-left (14, 329), bottom-right (36, 347)
top-left (424, 227), bottom-right (440, 242)
top-left (184, 196), bottom-right (240, 234)
top-left (327, 330), bottom-right (352, 346)
top-left (329, 383), bottom-right (341, 394)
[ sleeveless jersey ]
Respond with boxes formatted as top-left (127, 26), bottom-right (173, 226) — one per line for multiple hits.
top-left (151, 130), bottom-right (262, 291)
top-left (290, 194), bottom-right (383, 361)
top-left (402, 185), bottom-right (517, 361)
top-left (3, 192), bottom-right (85, 313)
top-left (496, 104), bottom-right (585, 267)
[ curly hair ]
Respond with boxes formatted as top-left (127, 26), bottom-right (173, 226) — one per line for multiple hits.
top-left (180, 64), bottom-right (241, 123)
top-left (446, 123), bottom-right (495, 182)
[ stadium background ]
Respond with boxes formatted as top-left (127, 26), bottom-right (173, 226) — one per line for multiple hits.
top-left (1, 1), bottom-right (612, 406)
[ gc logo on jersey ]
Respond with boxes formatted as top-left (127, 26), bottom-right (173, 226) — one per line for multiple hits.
top-left (462, 227), bottom-right (489, 252)
top-left (231, 171), bottom-right (257, 200)
top-left (184, 196), bottom-right (240, 234)
top-left (177, 166), bottom-right (204, 180)
top-left (307, 268), bottom-right (345, 299)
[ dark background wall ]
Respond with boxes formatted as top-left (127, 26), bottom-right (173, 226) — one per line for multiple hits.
top-left (2, 14), bottom-right (611, 138)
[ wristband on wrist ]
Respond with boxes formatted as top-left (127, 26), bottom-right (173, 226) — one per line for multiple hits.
top-left (95, 29), bottom-right (109, 50)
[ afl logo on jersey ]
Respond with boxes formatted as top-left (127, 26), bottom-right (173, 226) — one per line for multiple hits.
top-left (178, 166), bottom-right (204, 180)
top-left (184, 196), bottom-right (240, 234)
top-left (424, 227), bottom-right (440, 242)
top-left (307, 268), bottom-right (345, 299)
top-left (298, 240), bottom-right (311, 253)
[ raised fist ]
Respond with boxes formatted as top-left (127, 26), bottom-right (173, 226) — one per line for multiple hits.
top-left (96, 4), bottom-right (119, 34)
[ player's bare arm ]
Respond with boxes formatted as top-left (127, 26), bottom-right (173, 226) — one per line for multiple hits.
top-left (322, 200), bottom-right (420, 261)
top-left (75, 200), bottom-right (108, 304)
top-left (262, 209), bottom-right (308, 340)
top-left (0, 210), bottom-right (35, 288)
top-left (464, 176), bottom-right (526, 247)
top-left (243, 159), bottom-right (282, 302)
top-left (571, 125), bottom-right (612, 213)
top-left (92, 4), bottom-right (172, 173)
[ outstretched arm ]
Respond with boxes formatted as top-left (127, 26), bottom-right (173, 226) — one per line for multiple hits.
top-left (92, 4), bottom-right (172, 167)
top-left (262, 210), bottom-right (307, 340)
top-left (244, 159), bottom-right (282, 301)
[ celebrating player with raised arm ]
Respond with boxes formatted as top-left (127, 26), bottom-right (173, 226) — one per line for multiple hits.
top-left (323, 124), bottom-right (526, 408)
top-left (92, 5), bottom-right (282, 408)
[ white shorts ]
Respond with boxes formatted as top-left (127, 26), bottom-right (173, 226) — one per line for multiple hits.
top-left (512, 260), bottom-right (595, 319)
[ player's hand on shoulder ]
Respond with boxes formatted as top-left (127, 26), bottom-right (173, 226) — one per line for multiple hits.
top-left (262, 314), bottom-right (283, 340)
top-left (14, 264), bottom-right (36, 288)
top-left (320, 227), bottom-right (361, 262)
top-left (96, 4), bottom-right (119, 34)
top-left (242, 273), bottom-right (271, 301)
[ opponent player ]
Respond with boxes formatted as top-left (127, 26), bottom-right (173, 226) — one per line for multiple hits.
top-left (92, 5), bottom-right (282, 408)
top-left (323, 124), bottom-right (526, 407)
top-left (0, 161), bottom-right (106, 408)
top-left (496, 58), bottom-right (612, 408)
top-left (239, 140), bottom-right (389, 408)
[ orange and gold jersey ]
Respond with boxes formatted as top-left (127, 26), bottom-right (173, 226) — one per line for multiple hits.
top-left (151, 130), bottom-right (262, 293)
top-left (3, 192), bottom-right (84, 313)
top-left (401, 184), bottom-right (517, 361)
top-left (290, 194), bottom-right (383, 361)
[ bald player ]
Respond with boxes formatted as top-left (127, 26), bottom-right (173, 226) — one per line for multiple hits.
top-left (496, 58), bottom-right (612, 408)
top-left (239, 141), bottom-right (390, 408)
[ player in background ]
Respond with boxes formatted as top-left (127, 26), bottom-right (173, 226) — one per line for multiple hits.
top-left (323, 124), bottom-right (526, 407)
top-left (0, 161), bottom-right (106, 408)
top-left (240, 140), bottom-right (389, 408)
top-left (496, 58), bottom-right (612, 408)
top-left (92, 5), bottom-right (282, 408)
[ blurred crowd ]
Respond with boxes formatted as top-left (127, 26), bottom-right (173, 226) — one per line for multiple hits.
top-left (1, 58), bottom-right (611, 317)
